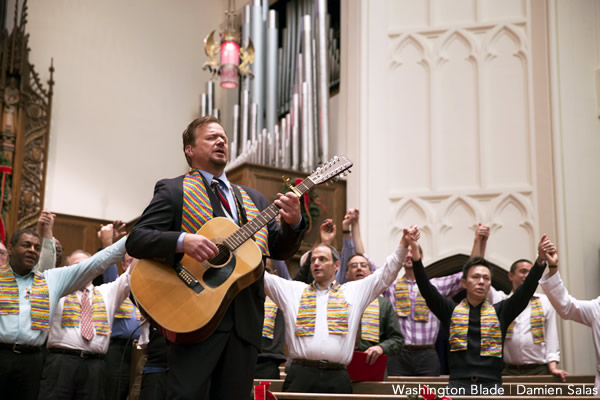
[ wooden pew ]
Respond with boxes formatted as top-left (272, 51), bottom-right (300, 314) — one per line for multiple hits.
top-left (255, 379), bottom-right (595, 395)
top-left (385, 374), bottom-right (595, 383)
top-left (271, 394), bottom-right (599, 400)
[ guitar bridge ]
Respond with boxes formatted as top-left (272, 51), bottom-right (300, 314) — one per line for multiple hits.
top-left (175, 263), bottom-right (204, 294)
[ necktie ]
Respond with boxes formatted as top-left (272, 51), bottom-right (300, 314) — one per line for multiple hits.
top-left (211, 178), bottom-right (233, 216)
top-left (80, 289), bottom-right (94, 340)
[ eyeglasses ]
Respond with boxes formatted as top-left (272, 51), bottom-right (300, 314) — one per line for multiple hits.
top-left (349, 262), bottom-right (369, 269)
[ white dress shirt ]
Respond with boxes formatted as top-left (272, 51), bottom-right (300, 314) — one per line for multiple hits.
top-left (264, 244), bottom-right (407, 366)
top-left (47, 270), bottom-right (131, 354)
top-left (0, 237), bottom-right (127, 347)
top-left (539, 271), bottom-right (600, 394)
top-left (490, 288), bottom-right (560, 365)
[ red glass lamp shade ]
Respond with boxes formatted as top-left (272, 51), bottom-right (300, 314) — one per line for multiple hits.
top-left (220, 40), bottom-right (240, 89)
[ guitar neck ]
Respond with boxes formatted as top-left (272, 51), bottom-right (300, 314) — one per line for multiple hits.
top-left (224, 178), bottom-right (315, 250)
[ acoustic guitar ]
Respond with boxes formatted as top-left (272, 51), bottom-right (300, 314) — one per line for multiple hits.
top-left (130, 155), bottom-right (353, 339)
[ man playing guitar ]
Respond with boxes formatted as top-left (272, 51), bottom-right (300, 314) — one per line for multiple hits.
top-left (126, 116), bottom-right (306, 400)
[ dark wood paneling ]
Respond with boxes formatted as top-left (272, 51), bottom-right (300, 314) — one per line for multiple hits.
top-left (53, 213), bottom-right (113, 262)
top-left (227, 163), bottom-right (347, 276)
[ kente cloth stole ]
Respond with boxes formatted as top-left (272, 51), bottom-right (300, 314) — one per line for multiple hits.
top-left (506, 296), bottom-right (545, 343)
top-left (449, 299), bottom-right (502, 358)
top-left (394, 279), bottom-right (429, 322)
top-left (115, 297), bottom-right (142, 321)
top-left (262, 296), bottom-right (278, 339)
top-left (182, 171), bottom-right (269, 256)
top-left (295, 282), bottom-right (349, 336)
top-left (360, 297), bottom-right (380, 342)
top-left (62, 288), bottom-right (110, 335)
top-left (0, 264), bottom-right (50, 331)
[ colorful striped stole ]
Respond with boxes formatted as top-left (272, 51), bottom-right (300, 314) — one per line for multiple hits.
top-left (394, 278), bottom-right (429, 321)
top-left (0, 264), bottom-right (19, 314)
top-left (0, 264), bottom-right (50, 331)
top-left (506, 296), bottom-right (545, 343)
top-left (62, 288), bottom-right (111, 335)
top-left (262, 296), bottom-right (278, 339)
top-left (449, 299), bottom-right (502, 358)
top-left (237, 187), bottom-right (269, 256)
top-left (295, 282), bottom-right (348, 336)
top-left (360, 297), bottom-right (380, 342)
top-left (115, 298), bottom-right (142, 321)
top-left (182, 171), bottom-right (269, 256)
top-left (30, 275), bottom-right (50, 331)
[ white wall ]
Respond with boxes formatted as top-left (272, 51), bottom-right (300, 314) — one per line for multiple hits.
top-left (549, 0), bottom-right (600, 376)
top-left (347, 0), bottom-right (543, 269)
top-left (337, 0), bottom-right (600, 375)
top-left (24, 0), bottom-right (225, 221)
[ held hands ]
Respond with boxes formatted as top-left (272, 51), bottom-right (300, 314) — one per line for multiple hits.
top-left (536, 234), bottom-right (558, 266)
top-left (401, 224), bottom-right (420, 259)
top-left (319, 219), bottom-right (336, 245)
top-left (470, 223), bottom-right (490, 259)
top-left (342, 208), bottom-right (360, 231)
top-left (98, 224), bottom-right (115, 248)
top-left (475, 223), bottom-right (490, 242)
top-left (364, 345), bottom-right (384, 365)
top-left (37, 210), bottom-right (56, 239)
top-left (275, 192), bottom-right (301, 226)
top-left (112, 220), bottom-right (127, 243)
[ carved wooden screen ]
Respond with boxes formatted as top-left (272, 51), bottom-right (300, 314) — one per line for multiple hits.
top-left (0, 1), bottom-right (53, 242)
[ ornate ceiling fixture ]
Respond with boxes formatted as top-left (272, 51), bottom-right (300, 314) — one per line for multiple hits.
top-left (203, 0), bottom-right (254, 89)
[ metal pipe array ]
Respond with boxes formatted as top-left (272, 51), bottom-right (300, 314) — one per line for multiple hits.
top-left (214, 0), bottom-right (340, 174)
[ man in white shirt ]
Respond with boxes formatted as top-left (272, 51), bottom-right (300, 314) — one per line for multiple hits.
top-left (0, 227), bottom-right (127, 400)
top-left (264, 225), bottom-right (418, 393)
top-left (489, 258), bottom-right (567, 379)
top-left (539, 244), bottom-right (600, 395)
top-left (474, 224), bottom-right (567, 380)
top-left (38, 225), bottom-right (132, 400)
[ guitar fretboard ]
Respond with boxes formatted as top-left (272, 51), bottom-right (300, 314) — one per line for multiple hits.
top-left (224, 178), bottom-right (314, 250)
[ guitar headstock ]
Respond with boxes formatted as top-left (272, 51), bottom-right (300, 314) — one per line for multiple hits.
top-left (308, 155), bottom-right (353, 185)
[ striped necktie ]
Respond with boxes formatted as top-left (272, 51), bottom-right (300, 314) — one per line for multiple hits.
top-left (80, 289), bottom-right (94, 340)
top-left (211, 178), bottom-right (233, 216)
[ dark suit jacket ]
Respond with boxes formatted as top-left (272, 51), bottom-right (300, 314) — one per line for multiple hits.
top-left (126, 174), bottom-right (305, 348)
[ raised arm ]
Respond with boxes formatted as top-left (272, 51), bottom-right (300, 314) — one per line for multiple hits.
top-left (500, 235), bottom-right (550, 325)
top-left (35, 210), bottom-right (56, 272)
top-left (337, 209), bottom-right (365, 284)
top-left (410, 230), bottom-right (455, 325)
top-left (101, 220), bottom-right (128, 283)
top-left (336, 235), bottom-right (355, 284)
top-left (539, 244), bottom-right (599, 326)
top-left (470, 223), bottom-right (489, 259)
top-left (49, 236), bottom-right (128, 298)
top-left (348, 209), bottom-right (364, 254)
top-left (319, 218), bottom-right (336, 247)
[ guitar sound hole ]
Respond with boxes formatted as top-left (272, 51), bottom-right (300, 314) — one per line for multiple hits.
top-left (208, 244), bottom-right (231, 266)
